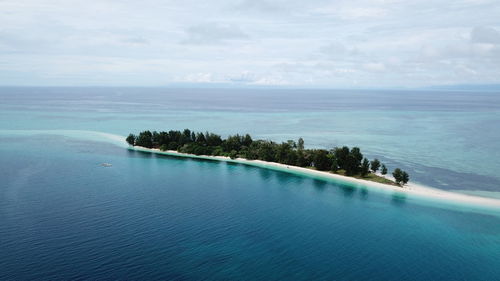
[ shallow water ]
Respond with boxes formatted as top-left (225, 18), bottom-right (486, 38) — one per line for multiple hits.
top-left (1, 87), bottom-right (500, 280)
top-left (1, 87), bottom-right (500, 192)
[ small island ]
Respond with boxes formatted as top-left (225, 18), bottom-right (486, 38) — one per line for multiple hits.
top-left (126, 129), bottom-right (410, 186)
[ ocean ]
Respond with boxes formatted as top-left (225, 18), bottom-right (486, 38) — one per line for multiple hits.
top-left (1, 87), bottom-right (500, 280)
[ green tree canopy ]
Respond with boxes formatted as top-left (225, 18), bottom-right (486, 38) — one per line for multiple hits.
top-left (126, 134), bottom-right (136, 145)
top-left (312, 149), bottom-right (331, 171)
top-left (126, 129), bottom-right (406, 186)
top-left (393, 168), bottom-right (410, 186)
top-left (370, 158), bottom-right (380, 173)
top-left (401, 171), bottom-right (409, 185)
top-left (297, 137), bottom-right (304, 150)
top-left (136, 131), bottom-right (153, 148)
top-left (361, 158), bottom-right (370, 176)
top-left (381, 164), bottom-right (388, 175)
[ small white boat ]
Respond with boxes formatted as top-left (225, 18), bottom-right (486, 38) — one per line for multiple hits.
top-left (100, 163), bottom-right (112, 167)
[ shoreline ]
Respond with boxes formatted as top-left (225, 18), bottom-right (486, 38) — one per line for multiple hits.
top-left (130, 145), bottom-right (500, 212)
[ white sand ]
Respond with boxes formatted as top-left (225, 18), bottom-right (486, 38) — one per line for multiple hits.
top-left (130, 146), bottom-right (500, 212)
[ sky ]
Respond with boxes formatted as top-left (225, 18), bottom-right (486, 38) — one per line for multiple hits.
top-left (1, 0), bottom-right (500, 88)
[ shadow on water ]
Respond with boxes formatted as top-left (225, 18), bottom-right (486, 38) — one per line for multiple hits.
top-left (126, 149), bottom-right (388, 204)
top-left (312, 179), bottom-right (328, 192)
top-left (258, 168), bottom-right (272, 180)
top-left (128, 149), bottom-right (223, 165)
top-left (391, 193), bottom-right (407, 206)
top-left (127, 149), bottom-right (154, 158)
top-left (275, 172), bottom-right (292, 184)
top-left (359, 187), bottom-right (369, 200)
top-left (337, 183), bottom-right (357, 198)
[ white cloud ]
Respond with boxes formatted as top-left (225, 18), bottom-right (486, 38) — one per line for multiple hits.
top-left (1, 0), bottom-right (500, 87)
top-left (363, 63), bottom-right (386, 72)
top-left (316, 6), bottom-right (389, 20)
top-left (181, 23), bottom-right (248, 45)
top-left (176, 73), bottom-right (217, 83)
top-left (251, 76), bottom-right (289, 86)
top-left (471, 26), bottom-right (500, 44)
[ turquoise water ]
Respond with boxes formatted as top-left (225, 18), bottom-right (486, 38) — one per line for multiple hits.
top-left (2, 87), bottom-right (500, 192)
top-left (1, 87), bottom-right (500, 279)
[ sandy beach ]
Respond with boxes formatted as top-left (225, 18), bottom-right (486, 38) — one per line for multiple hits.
top-left (129, 146), bottom-right (500, 212)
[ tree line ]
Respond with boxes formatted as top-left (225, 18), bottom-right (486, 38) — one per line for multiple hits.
top-left (126, 129), bottom-right (410, 186)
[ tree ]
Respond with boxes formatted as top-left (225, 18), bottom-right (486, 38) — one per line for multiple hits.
top-left (136, 131), bottom-right (153, 148)
top-left (276, 142), bottom-right (293, 164)
top-left (158, 131), bottom-right (170, 145)
top-left (370, 158), bottom-right (380, 173)
top-left (183, 129), bottom-right (191, 140)
top-left (401, 171), bottom-right (409, 185)
top-left (258, 141), bottom-right (276, 162)
top-left (179, 131), bottom-right (190, 145)
top-left (331, 158), bottom-right (339, 172)
top-left (229, 150), bottom-right (238, 159)
top-left (296, 149), bottom-right (309, 167)
top-left (361, 158), bottom-right (370, 176)
top-left (298, 137), bottom-right (304, 150)
top-left (126, 134), bottom-right (136, 146)
top-left (168, 130), bottom-right (181, 143)
top-left (344, 149), bottom-right (361, 176)
top-left (242, 134), bottom-right (253, 147)
top-left (393, 168), bottom-right (409, 186)
top-left (334, 146), bottom-right (350, 170)
top-left (245, 142), bottom-right (260, 160)
top-left (152, 131), bottom-right (160, 146)
top-left (206, 133), bottom-right (222, 147)
top-left (393, 168), bottom-right (403, 184)
top-left (285, 150), bottom-right (298, 165)
top-left (224, 135), bottom-right (242, 152)
top-left (381, 164), bottom-right (388, 175)
top-left (312, 149), bottom-right (331, 171)
top-left (167, 141), bottom-right (178, 150)
top-left (350, 147), bottom-right (363, 164)
top-left (195, 132), bottom-right (206, 144)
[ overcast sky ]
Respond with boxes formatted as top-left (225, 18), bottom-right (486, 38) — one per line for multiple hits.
top-left (1, 0), bottom-right (500, 87)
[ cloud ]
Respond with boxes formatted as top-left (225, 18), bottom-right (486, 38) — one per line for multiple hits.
top-left (316, 6), bottom-right (389, 20)
top-left (362, 62), bottom-right (386, 72)
top-left (174, 71), bottom-right (290, 86)
top-left (227, 71), bottom-right (257, 83)
top-left (418, 27), bottom-right (500, 62)
top-left (176, 72), bottom-right (216, 83)
top-left (320, 42), bottom-right (348, 56)
top-left (120, 37), bottom-right (150, 45)
top-left (181, 23), bottom-right (248, 45)
top-left (471, 26), bottom-right (500, 44)
top-left (234, 0), bottom-right (291, 15)
top-left (1, 0), bottom-right (500, 87)
top-left (251, 76), bottom-right (289, 85)
top-left (319, 42), bottom-right (360, 59)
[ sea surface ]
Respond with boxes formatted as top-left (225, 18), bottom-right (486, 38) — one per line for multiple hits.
top-left (1, 87), bottom-right (500, 280)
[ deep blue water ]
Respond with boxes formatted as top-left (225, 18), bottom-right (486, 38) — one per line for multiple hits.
top-left (1, 87), bottom-right (500, 280)
top-left (2, 136), bottom-right (500, 280)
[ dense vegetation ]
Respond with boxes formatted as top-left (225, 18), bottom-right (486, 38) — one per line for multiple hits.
top-left (127, 129), bottom-right (410, 186)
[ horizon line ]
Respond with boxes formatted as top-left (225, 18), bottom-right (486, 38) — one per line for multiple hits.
top-left (1, 83), bottom-right (500, 92)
